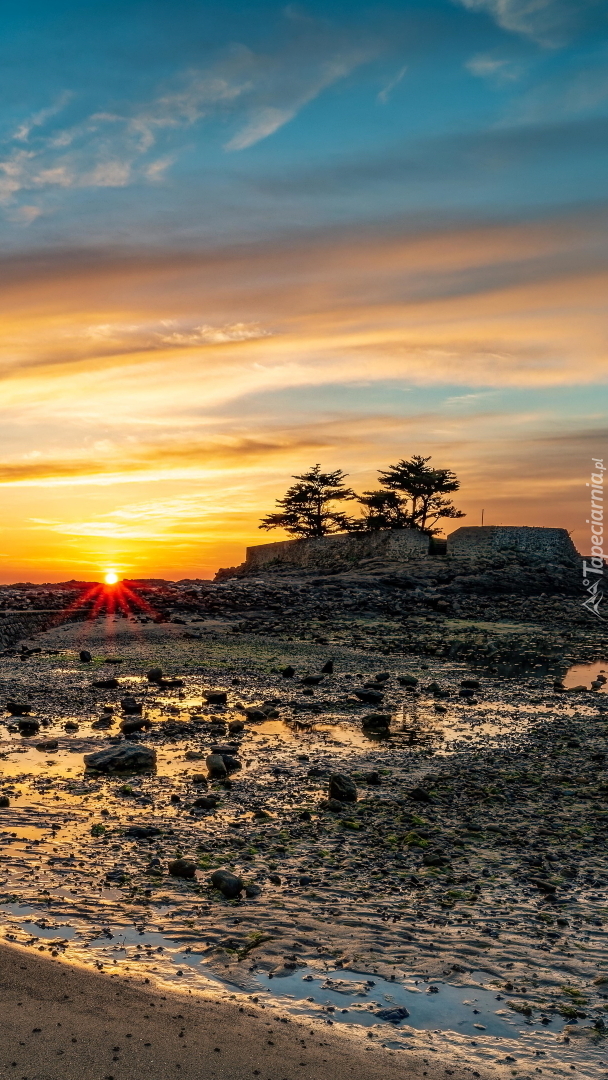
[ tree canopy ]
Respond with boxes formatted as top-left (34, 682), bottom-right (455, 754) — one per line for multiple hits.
top-left (259, 456), bottom-right (465, 537)
top-left (259, 464), bottom-right (356, 538)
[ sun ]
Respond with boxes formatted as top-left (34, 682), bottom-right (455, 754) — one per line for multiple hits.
top-left (104, 571), bottom-right (119, 585)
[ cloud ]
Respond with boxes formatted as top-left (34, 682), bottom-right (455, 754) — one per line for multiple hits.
top-left (465, 53), bottom-right (521, 80)
top-left (377, 65), bottom-right (408, 104)
top-left (457, 0), bottom-right (604, 46)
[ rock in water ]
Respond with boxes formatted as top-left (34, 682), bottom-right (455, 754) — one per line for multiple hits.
top-left (328, 773), bottom-right (357, 802)
top-left (375, 1007), bottom-right (409, 1022)
top-left (84, 744), bottom-right (156, 773)
top-left (362, 713), bottom-right (391, 731)
top-left (120, 717), bottom-right (151, 734)
top-left (203, 690), bottom-right (227, 704)
top-left (121, 697), bottom-right (143, 715)
top-left (210, 868), bottom-right (243, 898)
top-left (5, 700), bottom-right (30, 716)
top-left (169, 858), bottom-right (197, 879)
top-left (147, 667), bottom-right (163, 683)
top-left (0, 796), bottom-right (10, 808)
top-left (206, 753), bottom-right (227, 778)
top-left (79, 650), bottom-right (92, 662)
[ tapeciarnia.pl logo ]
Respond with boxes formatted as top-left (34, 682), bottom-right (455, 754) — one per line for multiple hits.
top-left (582, 457), bottom-right (605, 619)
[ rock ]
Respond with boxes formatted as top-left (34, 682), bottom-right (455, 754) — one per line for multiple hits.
top-left (245, 883), bottom-right (261, 898)
top-left (169, 858), bottom-right (197, 879)
top-left (191, 773), bottom-right (208, 785)
top-left (375, 1007), bottom-right (410, 1022)
top-left (126, 825), bottom-right (161, 839)
top-left (104, 657), bottom-right (123, 665)
top-left (0, 796), bottom-right (10, 808)
top-left (220, 755), bottom-right (241, 773)
top-left (203, 690), bottom-right (227, 705)
top-left (64, 721), bottom-right (79, 732)
top-left (193, 796), bottom-right (219, 810)
top-left (79, 650), bottom-right (92, 662)
top-left (120, 717), bottom-right (151, 734)
top-left (244, 708), bottom-right (267, 722)
top-left (423, 852), bottom-right (449, 867)
top-left (35, 739), bottom-right (58, 751)
top-left (84, 744), bottom-right (157, 773)
top-left (354, 689), bottom-right (383, 704)
top-left (268, 873), bottom-right (281, 885)
top-left (362, 713), bottom-right (391, 731)
top-left (409, 786), bottom-right (433, 802)
top-left (321, 660), bottom-right (334, 673)
top-left (185, 750), bottom-right (205, 760)
top-left (459, 688), bottom-right (475, 698)
top-left (529, 877), bottom-right (557, 894)
top-left (228, 720), bottom-right (245, 733)
top-left (461, 679), bottom-right (480, 689)
top-left (6, 700), bottom-right (30, 716)
top-left (364, 770), bottom-right (382, 785)
top-left (206, 753), bottom-right (227, 778)
top-left (281, 666), bottom-right (296, 678)
top-left (147, 667), bottom-right (163, 683)
top-left (329, 773), bottom-right (357, 802)
top-left (210, 868), bottom-right (243, 898)
top-left (91, 678), bottom-right (119, 689)
top-left (18, 718), bottom-right (40, 736)
top-left (170, 793), bottom-right (181, 803)
top-left (299, 875), bottom-right (312, 886)
top-left (121, 697), bottom-right (143, 715)
top-left (301, 675), bottom-right (324, 686)
top-left (398, 675), bottom-right (418, 687)
top-left (91, 717), bottom-right (114, 729)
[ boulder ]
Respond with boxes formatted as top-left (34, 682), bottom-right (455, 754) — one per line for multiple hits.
top-left (362, 713), bottom-right (391, 731)
top-left (203, 690), bottom-right (227, 705)
top-left (210, 868), bottom-right (243, 898)
top-left (147, 668), bottom-right (163, 683)
top-left (192, 796), bottom-right (219, 810)
top-left (301, 675), bottom-right (324, 686)
top-left (354, 689), bottom-right (383, 704)
top-left (120, 717), bottom-right (151, 735)
top-left (5, 700), bottom-right (30, 716)
top-left (91, 678), bottom-right (119, 690)
top-left (206, 753), bottom-right (227, 778)
top-left (281, 665), bottom-right (295, 678)
top-left (121, 697), bottom-right (143, 715)
top-left (126, 825), bottom-right (161, 839)
top-left (18, 718), bottom-right (40, 736)
top-left (375, 1007), bottom-right (410, 1022)
top-left (79, 650), bottom-right (92, 662)
top-left (84, 744), bottom-right (156, 773)
top-left (328, 773), bottom-right (357, 802)
top-left (169, 858), bottom-right (197, 879)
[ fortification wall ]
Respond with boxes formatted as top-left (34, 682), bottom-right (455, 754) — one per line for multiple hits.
top-left (446, 526), bottom-right (578, 562)
top-left (245, 529), bottom-right (430, 570)
top-left (0, 610), bottom-right (60, 650)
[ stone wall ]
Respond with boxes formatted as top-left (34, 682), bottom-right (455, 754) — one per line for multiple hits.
top-left (245, 529), bottom-right (430, 571)
top-left (0, 611), bottom-right (60, 649)
top-left (446, 526), bottom-right (578, 562)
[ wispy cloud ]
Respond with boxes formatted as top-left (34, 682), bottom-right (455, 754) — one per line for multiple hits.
top-left (377, 65), bottom-right (408, 104)
top-left (457, 0), bottom-right (602, 47)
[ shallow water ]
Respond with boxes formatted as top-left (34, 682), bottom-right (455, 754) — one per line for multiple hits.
top-left (564, 662), bottom-right (608, 691)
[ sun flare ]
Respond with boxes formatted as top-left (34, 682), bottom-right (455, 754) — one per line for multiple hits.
top-left (104, 571), bottom-right (119, 585)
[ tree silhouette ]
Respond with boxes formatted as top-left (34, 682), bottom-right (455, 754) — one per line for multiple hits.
top-left (352, 489), bottom-right (410, 531)
top-left (259, 464), bottom-right (356, 538)
top-left (375, 455), bottom-right (465, 533)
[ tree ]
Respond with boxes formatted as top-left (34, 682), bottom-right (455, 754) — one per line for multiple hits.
top-left (353, 489), bottom-right (410, 531)
top-left (259, 464), bottom-right (356, 538)
top-left (376, 455), bottom-right (465, 534)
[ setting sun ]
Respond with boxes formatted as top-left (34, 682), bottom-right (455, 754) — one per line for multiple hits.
top-left (104, 571), bottom-right (119, 585)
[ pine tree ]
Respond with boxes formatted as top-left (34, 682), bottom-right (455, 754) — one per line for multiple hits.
top-left (259, 464), bottom-right (356, 538)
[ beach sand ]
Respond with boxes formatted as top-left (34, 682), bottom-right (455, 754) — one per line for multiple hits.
top-left (0, 941), bottom-right (483, 1080)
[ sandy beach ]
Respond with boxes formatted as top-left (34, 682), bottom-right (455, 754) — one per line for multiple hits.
top-left (0, 938), bottom-right (480, 1080)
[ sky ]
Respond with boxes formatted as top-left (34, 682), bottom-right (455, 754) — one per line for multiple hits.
top-left (1, 0), bottom-right (607, 582)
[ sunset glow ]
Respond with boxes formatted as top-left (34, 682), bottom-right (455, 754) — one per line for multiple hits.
top-left (104, 572), bottom-right (119, 586)
top-left (0, 1), bottom-right (605, 582)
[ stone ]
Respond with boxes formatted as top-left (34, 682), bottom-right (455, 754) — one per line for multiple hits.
top-left (281, 665), bottom-right (296, 678)
top-left (169, 858), bottom-right (197, 879)
top-left (354, 689), bottom-right (383, 704)
top-left (210, 868), bottom-right (243, 898)
top-left (204, 690), bottom-right (227, 705)
top-left (170, 793), bottom-right (181, 803)
top-left (5, 700), bottom-right (30, 716)
top-left (0, 796), bottom-right (9, 808)
top-left (126, 825), bottom-right (161, 839)
top-left (64, 721), bottom-right (79, 731)
top-left (121, 697), bottom-right (143, 714)
top-left (191, 773), bottom-right (208, 785)
top-left (104, 657), bottom-right (123, 665)
top-left (206, 753), bottom-right (227, 778)
top-left (364, 770), bottom-right (382, 785)
top-left (35, 739), bottom-right (58, 751)
top-left (398, 675), bottom-right (418, 687)
top-left (423, 852), bottom-right (449, 867)
top-left (91, 678), bottom-right (119, 690)
top-left (79, 650), bottom-right (92, 662)
top-left (362, 713), bottom-right (391, 730)
top-left (301, 675), bottom-right (324, 686)
top-left (299, 874), bottom-right (312, 886)
top-left (409, 786), bottom-right (433, 802)
top-left (268, 873), bottom-right (281, 885)
top-left (244, 708), bottom-right (267, 722)
top-left (228, 720), bottom-right (245, 733)
top-left (84, 744), bottom-right (157, 773)
top-left (321, 660), bottom-right (334, 673)
top-left (461, 679), bottom-right (480, 689)
top-left (120, 717), bottom-right (151, 734)
top-left (328, 773), bottom-right (357, 802)
top-left (193, 796), bottom-right (219, 810)
top-left (18, 718), bottom-right (40, 736)
top-left (147, 667), bottom-right (163, 683)
top-left (375, 672), bottom-right (390, 682)
top-left (245, 883), bottom-right (261, 897)
top-left (375, 1007), bottom-right (410, 1022)
top-left (529, 877), bottom-right (557, 894)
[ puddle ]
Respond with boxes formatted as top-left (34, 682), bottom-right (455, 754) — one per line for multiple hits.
top-left (255, 966), bottom-right (568, 1037)
top-left (563, 662), bottom-right (608, 691)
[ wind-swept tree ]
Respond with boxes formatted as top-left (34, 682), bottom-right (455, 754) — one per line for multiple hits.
top-left (352, 489), bottom-right (410, 531)
top-left (376, 455), bottom-right (465, 534)
top-left (259, 464), bottom-right (356, 538)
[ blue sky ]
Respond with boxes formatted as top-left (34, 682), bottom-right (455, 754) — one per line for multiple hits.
top-left (0, 0), bottom-right (606, 578)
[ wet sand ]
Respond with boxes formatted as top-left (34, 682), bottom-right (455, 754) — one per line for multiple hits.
top-left (0, 939), bottom-right (480, 1080)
